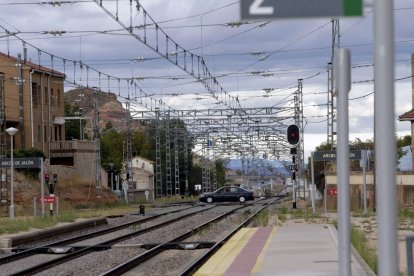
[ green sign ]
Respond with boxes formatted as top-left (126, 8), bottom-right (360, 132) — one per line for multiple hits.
top-left (240, 0), bottom-right (363, 19)
top-left (0, 157), bottom-right (42, 169)
top-left (313, 150), bottom-right (361, 161)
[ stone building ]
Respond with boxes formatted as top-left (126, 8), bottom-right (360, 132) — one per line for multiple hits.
top-left (0, 52), bottom-right (65, 156)
top-left (124, 156), bottom-right (155, 202)
top-left (398, 53), bottom-right (414, 170)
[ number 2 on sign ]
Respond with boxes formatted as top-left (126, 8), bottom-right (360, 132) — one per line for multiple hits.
top-left (249, 0), bottom-right (274, 15)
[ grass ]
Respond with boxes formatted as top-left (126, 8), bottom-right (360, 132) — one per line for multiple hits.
top-left (0, 214), bottom-right (77, 235)
top-left (251, 208), bottom-right (269, 227)
top-left (0, 195), bottom-right (198, 235)
top-left (350, 225), bottom-right (378, 274)
top-left (399, 209), bottom-right (414, 219)
top-left (0, 204), bottom-right (140, 235)
top-left (291, 208), bottom-right (321, 221)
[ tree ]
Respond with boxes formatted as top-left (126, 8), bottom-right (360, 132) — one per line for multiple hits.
top-left (215, 158), bottom-right (228, 187)
top-left (143, 118), bottom-right (196, 194)
top-left (64, 102), bottom-right (85, 140)
top-left (100, 130), bottom-right (124, 172)
top-left (396, 135), bottom-right (411, 161)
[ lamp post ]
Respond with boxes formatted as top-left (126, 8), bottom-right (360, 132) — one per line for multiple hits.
top-left (6, 127), bottom-right (18, 219)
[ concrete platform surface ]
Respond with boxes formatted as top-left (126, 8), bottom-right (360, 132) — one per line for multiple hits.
top-left (196, 223), bottom-right (375, 276)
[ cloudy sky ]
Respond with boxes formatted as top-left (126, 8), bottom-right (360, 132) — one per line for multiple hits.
top-left (0, 0), bottom-right (413, 159)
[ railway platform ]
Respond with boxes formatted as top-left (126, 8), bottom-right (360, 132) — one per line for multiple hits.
top-left (195, 223), bottom-right (375, 276)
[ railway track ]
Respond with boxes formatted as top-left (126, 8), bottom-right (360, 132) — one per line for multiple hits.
top-left (101, 197), bottom-right (284, 275)
top-left (0, 197), bottom-right (283, 275)
top-left (0, 205), bottom-right (200, 264)
top-left (1, 204), bottom-right (214, 275)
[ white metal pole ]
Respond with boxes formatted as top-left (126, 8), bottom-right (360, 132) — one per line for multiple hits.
top-left (362, 150), bottom-right (367, 215)
top-left (335, 48), bottom-right (351, 276)
top-left (41, 158), bottom-right (45, 218)
top-left (374, 0), bottom-right (399, 274)
top-left (9, 136), bottom-right (14, 219)
top-left (311, 152), bottom-right (316, 214)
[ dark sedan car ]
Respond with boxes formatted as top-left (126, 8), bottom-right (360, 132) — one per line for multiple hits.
top-left (199, 186), bottom-right (254, 203)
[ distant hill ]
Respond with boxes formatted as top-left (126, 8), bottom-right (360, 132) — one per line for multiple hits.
top-left (64, 88), bottom-right (143, 132)
top-left (226, 158), bottom-right (290, 176)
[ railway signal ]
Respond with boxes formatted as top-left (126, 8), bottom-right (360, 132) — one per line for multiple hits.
top-left (287, 124), bottom-right (300, 145)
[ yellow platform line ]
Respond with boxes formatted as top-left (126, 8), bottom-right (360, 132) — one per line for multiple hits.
top-left (194, 228), bottom-right (258, 276)
top-left (251, 226), bottom-right (277, 273)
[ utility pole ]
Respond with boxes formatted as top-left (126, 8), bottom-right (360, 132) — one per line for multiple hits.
top-left (184, 133), bottom-right (189, 196)
top-left (165, 109), bottom-right (172, 196)
top-left (202, 135), bottom-right (207, 193)
top-left (206, 132), bottom-right (211, 192)
top-left (327, 19), bottom-right (340, 148)
top-left (125, 98), bottom-right (133, 198)
top-left (294, 87), bottom-right (301, 201)
top-left (296, 79), bottom-right (305, 199)
top-left (93, 87), bottom-right (101, 198)
top-left (0, 73), bottom-right (7, 216)
top-left (174, 119), bottom-right (180, 195)
top-left (155, 108), bottom-right (162, 197)
top-left (374, 0), bottom-right (399, 274)
top-left (17, 54), bottom-right (25, 148)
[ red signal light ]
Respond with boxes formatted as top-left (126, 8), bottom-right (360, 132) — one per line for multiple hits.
top-left (287, 125), bottom-right (300, 145)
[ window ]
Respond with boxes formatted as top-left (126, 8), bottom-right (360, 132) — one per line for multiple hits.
top-left (51, 89), bottom-right (54, 105)
top-left (44, 87), bottom-right (48, 104)
top-left (44, 126), bottom-right (47, 142)
top-left (57, 89), bottom-right (61, 107)
top-left (37, 125), bottom-right (41, 142)
top-left (32, 83), bottom-right (38, 108)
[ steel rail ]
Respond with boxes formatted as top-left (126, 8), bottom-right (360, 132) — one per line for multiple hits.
top-left (9, 206), bottom-right (209, 275)
top-left (179, 197), bottom-right (284, 275)
top-left (1, 205), bottom-right (198, 265)
top-left (100, 198), bottom-right (278, 275)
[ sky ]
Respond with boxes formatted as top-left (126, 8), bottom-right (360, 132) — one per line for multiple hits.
top-left (0, 0), bottom-right (413, 160)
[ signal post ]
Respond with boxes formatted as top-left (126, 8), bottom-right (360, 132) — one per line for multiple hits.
top-left (287, 124), bottom-right (300, 209)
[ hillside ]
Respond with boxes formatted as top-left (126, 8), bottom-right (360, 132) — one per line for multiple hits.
top-left (64, 88), bottom-right (142, 132)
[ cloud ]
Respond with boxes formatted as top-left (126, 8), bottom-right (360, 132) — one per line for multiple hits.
top-left (0, 0), bottom-right (412, 156)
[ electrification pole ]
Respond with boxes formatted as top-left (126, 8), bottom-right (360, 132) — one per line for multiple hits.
top-left (165, 109), bottom-right (172, 196)
top-left (174, 119), bottom-right (180, 195)
top-left (93, 88), bottom-right (101, 198)
top-left (125, 98), bottom-right (133, 198)
top-left (155, 108), bottom-right (162, 197)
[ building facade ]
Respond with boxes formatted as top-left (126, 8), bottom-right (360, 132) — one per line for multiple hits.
top-left (124, 156), bottom-right (155, 202)
top-left (0, 52), bottom-right (65, 157)
top-left (398, 53), bottom-right (414, 170)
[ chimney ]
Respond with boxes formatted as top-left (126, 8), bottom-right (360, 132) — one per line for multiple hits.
top-left (23, 47), bottom-right (27, 63)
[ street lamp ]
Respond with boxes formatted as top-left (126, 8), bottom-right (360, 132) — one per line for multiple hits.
top-left (6, 127), bottom-right (18, 219)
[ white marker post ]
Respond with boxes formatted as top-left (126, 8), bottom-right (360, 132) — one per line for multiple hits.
top-left (335, 48), bottom-right (351, 276)
top-left (310, 152), bottom-right (316, 214)
top-left (374, 0), bottom-right (399, 274)
top-left (40, 158), bottom-right (45, 218)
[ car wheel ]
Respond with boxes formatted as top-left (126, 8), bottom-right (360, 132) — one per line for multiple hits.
top-left (239, 196), bottom-right (246, 203)
top-left (207, 197), bottom-right (213, 203)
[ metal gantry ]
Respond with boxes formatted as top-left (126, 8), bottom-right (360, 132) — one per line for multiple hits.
top-left (174, 119), bottom-right (180, 195)
top-left (155, 108), bottom-right (162, 197)
top-left (165, 109), bottom-right (172, 196)
top-left (125, 98), bottom-right (134, 193)
top-left (93, 88), bottom-right (101, 198)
